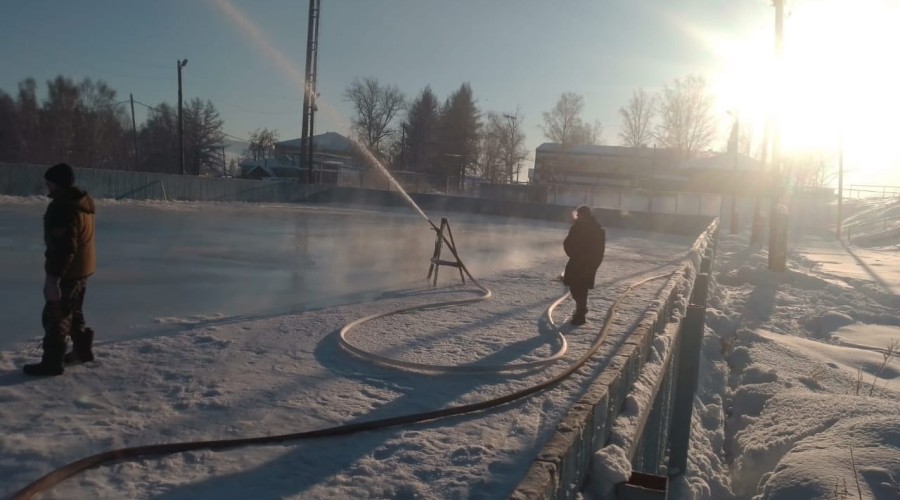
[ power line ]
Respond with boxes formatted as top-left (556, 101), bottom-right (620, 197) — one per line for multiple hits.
top-left (216, 101), bottom-right (300, 116)
top-left (83, 99), bottom-right (131, 112)
top-left (132, 99), bottom-right (164, 112)
top-left (223, 133), bottom-right (249, 142)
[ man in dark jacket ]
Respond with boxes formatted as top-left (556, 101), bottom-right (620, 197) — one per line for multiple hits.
top-left (24, 163), bottom-right (96, 376)
top-left (563, 205), bottom-right (606, 326)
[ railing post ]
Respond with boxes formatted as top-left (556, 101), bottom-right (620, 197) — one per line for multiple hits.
top-left (617, 472), bottom-right (668, 499)
top-left (667, 292), bottom-right (707, 476)
top-left (699, 254), bottom-right (712, 275)
top-left (638, 350), bottom-right (677, 477)
top-left (689, 269), bottom-right (709, 308)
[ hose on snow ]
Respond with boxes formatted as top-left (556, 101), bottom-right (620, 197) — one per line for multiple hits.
top-left (12, 216), bottom-right (676, 499)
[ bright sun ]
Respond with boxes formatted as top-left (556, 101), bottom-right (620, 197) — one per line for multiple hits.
top-left (712, 0), bottom-right (900, 187)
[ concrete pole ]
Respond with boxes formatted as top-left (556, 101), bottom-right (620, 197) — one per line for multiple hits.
top-left (768, 0), bottom-right (786, 270)
top-left (837, 133), bottom-right (844, 239)
top-left (177, 59), bottom-right (187, 175)
top-left (668, 301), bottom-right (707, 476)
top-left (130, 93), bottom-right (138, 170)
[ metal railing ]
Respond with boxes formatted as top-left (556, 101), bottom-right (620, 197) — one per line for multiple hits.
top-left (846, 184), bottom-right (900, 199)
top-left (539, 182), bottom-right (724, 217)
top-left (511, 220), bottom-right (718, 500)
top-left (845, 217), bottom-right (899, 243)
top-left (616, 248), bottom-right (712, 498)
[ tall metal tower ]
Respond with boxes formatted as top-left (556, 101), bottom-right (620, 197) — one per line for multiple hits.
top-left (300, 0), bottom-right (321, 183)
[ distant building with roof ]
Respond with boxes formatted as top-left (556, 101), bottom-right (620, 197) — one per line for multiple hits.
top-left (533, 143), bottom-right (765, 195)
top-left (678, 153), bottom-right (766, 195)
top-left (533, 143), bottom-right (683, 188)
top-left (274, 131), bottom-right (364, 169)
top-left (241, 160), bottom-right (304, 181)
top-left (239, 132), bottom-right (368, 184)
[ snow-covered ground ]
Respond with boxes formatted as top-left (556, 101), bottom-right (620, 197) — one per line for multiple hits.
top-left (675, 197), bottom-right (900, 500)
top-left (1, 195), bottom-right (898, 499)
top-left (0, 196), bottom-right (696, 499)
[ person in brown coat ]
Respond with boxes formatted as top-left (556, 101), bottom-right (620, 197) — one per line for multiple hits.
top-left (563, 205), bottom-right (606, 326)
top-left (24, 163), bottom-right (96, 376)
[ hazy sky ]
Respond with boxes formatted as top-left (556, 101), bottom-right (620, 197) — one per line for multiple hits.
top-left (2, 0), bottom-right (897, 186)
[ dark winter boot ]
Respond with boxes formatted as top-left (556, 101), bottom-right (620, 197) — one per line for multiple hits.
top-left (23, 338), bottom-right (66, 376)
top-left (65, 328), bottom-right (95, 364)
top-left (570, 304), bottom-right (587, 326)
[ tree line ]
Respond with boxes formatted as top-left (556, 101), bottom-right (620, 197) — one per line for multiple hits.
top-left (343, 79), bottom-right (528, 185)
top-left (344, 74), bottom-right (724, 186)
top-left (0, 73), bottom-right (725, 182)
top-left (618, 75), bottom-right (719, 159)
top-left (616, 77), bottom-right (829, 187)
top-left (0, 75), bottom-right (226, 175)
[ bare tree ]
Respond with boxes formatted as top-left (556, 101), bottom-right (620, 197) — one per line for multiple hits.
top-left (345, 77), bottom-right (405, 160)
top-left (618, 88), bottom-right (655, 147)
top-left (479, 110), bottom-right (530, 183)
top-left (246, 127), bottom-right (279, 160)
top-left (384, 131), bottom-right (405, 171)
top-left (0, 76), bottom-right (129, 168)
top-left (40, 76), bottom-right (81, 164)
top-left (655, 75), bottom-right (717, 158)
top-left (75, 78), bottom-right (129, 169)
top-left (478, 112), bottom-right (505, 183)
top-left (499, 110), bottom-right (529, 182)
top-left (785, 152), bottom-right (830, 189)
top-left (541, 92), bottom-right (602, 146)
top-left (576, 119), bottom-right (603, 146)
top-left (2, 74), bottom-right (232, 173)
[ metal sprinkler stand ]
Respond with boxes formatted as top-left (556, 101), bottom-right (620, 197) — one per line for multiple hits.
top-left (426, 217), bottom-right (466, 287)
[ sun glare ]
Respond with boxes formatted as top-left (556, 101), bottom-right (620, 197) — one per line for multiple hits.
top-left (211, 0), bottom-right (352, 133)
top-left (714, 0), bottom-right (900, 186)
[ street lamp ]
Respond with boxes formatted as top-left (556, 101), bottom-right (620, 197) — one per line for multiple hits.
top-left (177, 58), bottom-right (188, 175)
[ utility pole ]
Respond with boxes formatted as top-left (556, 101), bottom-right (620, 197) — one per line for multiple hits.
top-left (729, 113), bottom-right (740, 234)
top-left (503, 113), bottom-right (517, 184)
top-left (129, 93), bottom-right (138, 171)
top-left (750, 122), bottom-right (769, 245)
top-left (300, 0), bottom-right (321, 183)
top-left (837, 132), bottom-right (844, 239)
top-left (768, 0), bottom-right (787, 271)
top-left (222, 145), bottom-right (227, 178)
top-left (399, 124), bottom-right (406, 171)
top-left (177, 59), bottom-right (188, 175)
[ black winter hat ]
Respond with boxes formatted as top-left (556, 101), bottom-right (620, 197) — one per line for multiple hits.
top-left (44, 163), bottom-right (75, 188)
